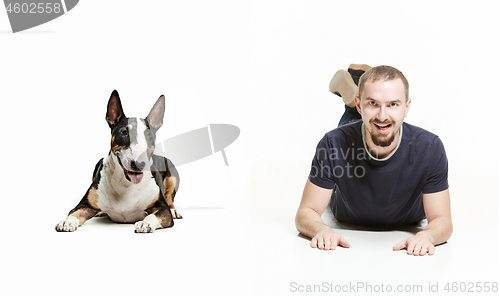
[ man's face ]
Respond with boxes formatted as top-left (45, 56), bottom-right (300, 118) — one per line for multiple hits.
top-left (356, 78), bottom-right (410, 149)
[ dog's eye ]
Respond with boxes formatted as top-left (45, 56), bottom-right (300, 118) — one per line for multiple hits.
top-left (121, 129), bottom-right (128, 136)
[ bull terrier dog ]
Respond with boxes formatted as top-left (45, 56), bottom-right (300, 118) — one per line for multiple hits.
top-left (55, 90), bottom-right (181, 233)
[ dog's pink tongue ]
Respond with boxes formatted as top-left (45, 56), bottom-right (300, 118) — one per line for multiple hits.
top-left (128, 172), bottom-right (144, 184)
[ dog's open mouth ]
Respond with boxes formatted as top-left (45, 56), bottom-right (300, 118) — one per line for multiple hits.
top-left (117, 157), bottom-right (144, 184)
top-left (125, 170), bottom-right (144, 184)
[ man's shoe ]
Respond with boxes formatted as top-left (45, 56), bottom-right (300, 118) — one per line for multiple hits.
top-left (347, 63), bottom-right (372, 86)
top-left (329, 69), bottom-right (357, 107)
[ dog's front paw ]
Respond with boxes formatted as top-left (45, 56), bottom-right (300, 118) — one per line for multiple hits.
top-left (55, 216), bottom-right (79, 232)
top-left (134, 215), bottom-right (160, 233)
top-left (171, 209), bottom-right (182, 219)
top-left (134, 221), bottom-right (154, 233)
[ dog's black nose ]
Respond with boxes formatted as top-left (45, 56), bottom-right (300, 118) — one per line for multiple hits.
top-left (131, 160), bottom-right (146, 171)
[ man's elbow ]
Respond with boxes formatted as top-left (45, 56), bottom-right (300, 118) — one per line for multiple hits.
top-left (434, 216), bottom-right (453, 244)
top-left (295, 208), bottom-right (306, 233)
top-left (446, 219), bottom-right (453, 241)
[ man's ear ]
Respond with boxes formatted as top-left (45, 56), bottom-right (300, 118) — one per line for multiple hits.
top-left (405, 97), bottom-right (412, 118)
top-left (355, 95), bottom-right (362, 114)
top-left (106, 90), bottom-right (126, 128)
top-left (146, 95), bottom-right (165, 131)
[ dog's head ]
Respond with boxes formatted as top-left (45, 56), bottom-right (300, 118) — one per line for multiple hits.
top-left (105, 90), bottom-right (165, 184)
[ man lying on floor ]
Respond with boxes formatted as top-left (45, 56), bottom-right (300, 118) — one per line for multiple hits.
top-left (295, 65), bottom-right (452, 256)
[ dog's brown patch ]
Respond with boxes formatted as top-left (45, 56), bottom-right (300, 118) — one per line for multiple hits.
top-left (70, 208), bottom-right (98, 226)
top-left (111, 145), bottom-right (128, 156)
top-left (88, 187), bottom-right (99, 209)
top-left (147, 192), bottom-right (160, 209)
top-left (164, 176), bottom-right (177, 208)
top-left (110, 135), bottom-right (128, 155)
top-left (147, 145), bottom-right (155, 159)
top-left (146, 207), bottom-right (174, 228)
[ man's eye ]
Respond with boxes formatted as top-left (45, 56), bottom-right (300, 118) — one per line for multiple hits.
top-left (390, 103), bottom-right (397, 107)
top-left (369, 101), bottom-right (376, 106)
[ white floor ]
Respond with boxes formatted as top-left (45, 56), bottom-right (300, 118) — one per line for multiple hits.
top-left (1, 157), bottom-right (497, 296)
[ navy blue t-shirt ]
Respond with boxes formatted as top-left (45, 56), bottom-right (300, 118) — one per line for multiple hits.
top-left (308, 121), bottom-right (448, 226)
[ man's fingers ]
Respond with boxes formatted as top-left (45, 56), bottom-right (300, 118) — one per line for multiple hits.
top-left (311, 236), bottom-right (328, 250)
top-left (324, 238), bottom-right (332, 250)
top-left (412, 244), bottom-right (423, 256)
top-left (317, 237), bottom-right (325, 250)
top-left (338, 236), bottom-right (351, 248)
top-left (393, 240), bottom-right (407, 251)
top-left (310, 233), bottom-right (349, 251)
top-left (417, 243), bottom-right (434, 256)
top-left (418, 245), bottom-right (428, 256)
top-left (406, 241), bottom-right (416, 255)
top-left (394, 235), bottom-right (436, 256)
top-left (428, 245), bottom-right (435, 256)
top-left (311, 237), bottom-right (318, 249)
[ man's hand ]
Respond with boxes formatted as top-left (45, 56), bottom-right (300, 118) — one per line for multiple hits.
top-left (311, 226), bottom-right (351, 250)
top-left (296, 180), bottom-right (351, 251)
top-left (393, 232), bottom-right (435, 256)
top-left (394, 189), bottom-right (453, 256)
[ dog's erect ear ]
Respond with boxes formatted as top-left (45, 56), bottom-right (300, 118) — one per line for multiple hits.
top-left (106, 90), bottom-right (126, 128)
top-left (146, 95), bottom-right (165, 131)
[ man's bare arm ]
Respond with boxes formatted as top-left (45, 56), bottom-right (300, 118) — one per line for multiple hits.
top-left (295, 180), bottom-right (350, 250)
top-left (393, 188), bottom-right (453, 256)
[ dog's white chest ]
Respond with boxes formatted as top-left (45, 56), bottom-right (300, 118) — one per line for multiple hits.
top-left (96, 157), bottom-right (159, 223)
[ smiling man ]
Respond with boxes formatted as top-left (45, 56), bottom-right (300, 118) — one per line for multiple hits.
top-left (295, 65), bottom-right (452, 256)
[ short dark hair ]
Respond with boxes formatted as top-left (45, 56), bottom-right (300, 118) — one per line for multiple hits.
top-left (358, 65), bottom-right (409, 102)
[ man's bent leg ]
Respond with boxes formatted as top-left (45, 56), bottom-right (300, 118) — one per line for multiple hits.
top-left (337, 105), bottom-right (361, 127)
top-left (329, 69), bottom-right (357, 108)
top-left (334, 64), bottom-right (372, 127)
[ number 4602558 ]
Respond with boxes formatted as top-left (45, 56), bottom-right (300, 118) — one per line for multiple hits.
top-left (5, 2), bottom-right (62, 14)
top-left (444, 282), bottom-right (498, 293)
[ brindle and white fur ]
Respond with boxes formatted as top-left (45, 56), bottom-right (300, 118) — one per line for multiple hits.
top-left (56, 90), bottom-right (181, 233)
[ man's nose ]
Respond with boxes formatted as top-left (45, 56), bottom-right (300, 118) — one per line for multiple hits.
top-left (376, 106), bottom-right (389, 121)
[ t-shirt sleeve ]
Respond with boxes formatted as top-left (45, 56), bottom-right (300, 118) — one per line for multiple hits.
top-left (423, 136), bottom-right (449, 194)
top-left (308, 134), bottom-right (335, 189)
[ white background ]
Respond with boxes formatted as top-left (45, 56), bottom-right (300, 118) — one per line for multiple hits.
top-left (0, 1), bottom-right (498, 295)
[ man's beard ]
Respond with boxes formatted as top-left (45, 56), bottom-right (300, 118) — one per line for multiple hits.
top-left (369, 120), bottom-right (398, 147)
top-left (370, 132), bottom-right (396, 147)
